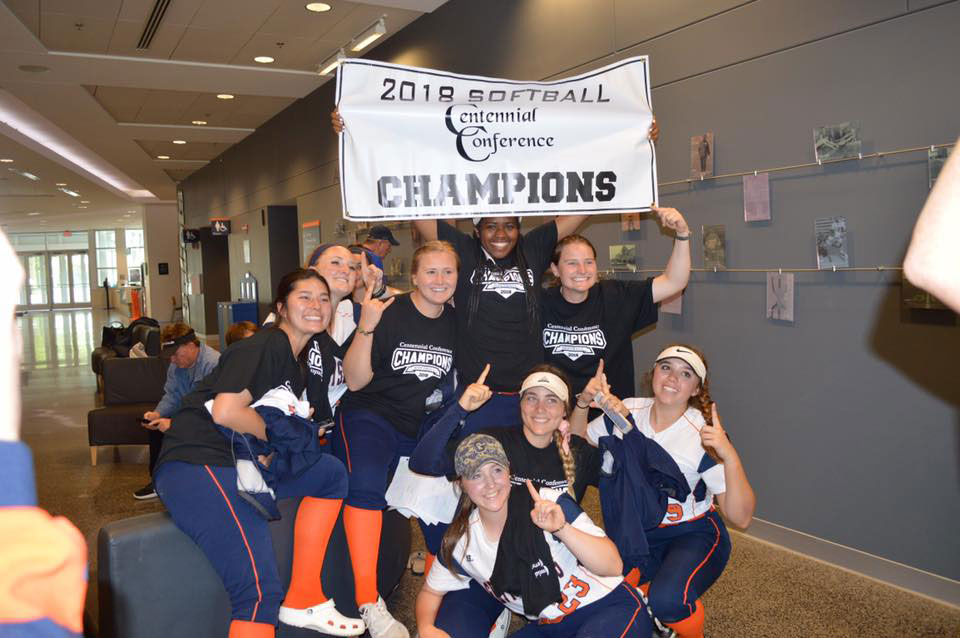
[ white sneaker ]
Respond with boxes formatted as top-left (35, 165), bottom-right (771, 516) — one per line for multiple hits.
top-left (359, 596), bottom-right (409, 638)
top-left (278, 599), bottom-right (365, 636)
top-left (488, 607), bottom-right (511, 638)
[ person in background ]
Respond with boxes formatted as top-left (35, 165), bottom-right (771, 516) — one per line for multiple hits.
top-left (226, 321), bottom-right (258, 347)
top-left (0, 230), bottom-right (87, 637)
top-left (135, 322), bottom-right (220, 500)
top-left (363, 225), bottom-right (400, 263)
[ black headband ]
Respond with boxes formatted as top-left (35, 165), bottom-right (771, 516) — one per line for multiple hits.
top-left (162, 330), bottom-right (197, 348)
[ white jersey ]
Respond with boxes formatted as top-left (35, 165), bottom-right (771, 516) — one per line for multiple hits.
top-left (426, 488), bottom-right (622, 622)
top-left (587, 397), bottom-right (725, 525)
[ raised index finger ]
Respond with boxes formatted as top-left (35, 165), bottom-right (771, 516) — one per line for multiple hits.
top-left (526, 479), bottom-right (541, 502)
top-left (711, 402), bottom-right (721, 428)
top-left (476, 363), bottom-right (491, 385)
top-left (363, 277), bottom-right (374, 302)
top-left (595, 359), bottom-right (604, 377)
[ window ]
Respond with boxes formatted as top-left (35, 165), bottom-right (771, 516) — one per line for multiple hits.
top-left (125, 228), bottom-right (144, 271)
top-left (95, 230), bottom-right (118, 286)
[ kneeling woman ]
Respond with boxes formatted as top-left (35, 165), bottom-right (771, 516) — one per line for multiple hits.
top-left (154, 269), bottom-right (363, 638)
top-left (416, 434), bottom-right (651, 638)
top-left (572, 345), bottom-right (755, 638)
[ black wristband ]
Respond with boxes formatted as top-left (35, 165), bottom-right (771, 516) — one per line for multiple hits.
top-left (675, 234), bottom-right (690, 241)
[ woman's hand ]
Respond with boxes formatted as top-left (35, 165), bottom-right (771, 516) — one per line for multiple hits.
top-left (418, 627), bottom-right (452, 638)
top-left (700, 403), bottom-right (736, 463)
top-left (652, 205), bottom-right (690, 238)
top-left (527, 480), bottom-right (566, 534)
top-left (356, 273), bottom-right (396, 333)
top-left (331, 108), bottom-right (344, 134)
top-left (580, 361), bottom-right (628, 417)
top-left (458, 364), bottom-right (492, 412)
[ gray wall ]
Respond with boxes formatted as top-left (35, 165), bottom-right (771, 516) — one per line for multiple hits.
top-left (180, 0), bottom-right (960, 579)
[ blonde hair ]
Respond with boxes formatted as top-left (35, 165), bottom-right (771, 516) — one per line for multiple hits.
top-left (411, 240), bottom-right (460, 277)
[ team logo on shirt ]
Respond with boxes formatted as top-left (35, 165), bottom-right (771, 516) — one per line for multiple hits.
top-left (306, 340), bottom-right (324, 377)
top-left (391, 342), bottom-right (454, 381)
top-left (542, 324), bottom-right (606, 361)
top-left (470, 267), bottom-right (534, 299)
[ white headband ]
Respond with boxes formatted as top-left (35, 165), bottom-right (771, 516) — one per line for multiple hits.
top-left (655, 346), bottom-right (707, 381)
top-left (520, 371), bottom-right (569, 404)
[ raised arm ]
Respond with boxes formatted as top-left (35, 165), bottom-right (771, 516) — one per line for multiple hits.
top-left (702, 403), bottom-right (755, 529)
top-left (343, 266), bottom-right (396, 391)
top-left (651, 206), bottom-right (692, 303)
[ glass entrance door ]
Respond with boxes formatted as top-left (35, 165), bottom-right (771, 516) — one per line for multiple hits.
top-left (18, 254), bottom-right (49, 308)
top-left (48, 251), bottom-right (91, 307)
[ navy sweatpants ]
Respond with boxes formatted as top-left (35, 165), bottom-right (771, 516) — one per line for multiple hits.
top-left (641, 510), bottom-right (731, 624)
top-left (511, 583), bottom-right (651, 638)
top-left (154, 456), bottom-right (348, 625)
top-left (330, 408), bottom-right (417, 510)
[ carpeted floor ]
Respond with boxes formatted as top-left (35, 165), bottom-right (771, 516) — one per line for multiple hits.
top-left (19, 310), bottom-right (959, 637)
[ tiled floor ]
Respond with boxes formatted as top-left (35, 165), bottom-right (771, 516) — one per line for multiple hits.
top-left (18, 309), bottom-right (960, 637)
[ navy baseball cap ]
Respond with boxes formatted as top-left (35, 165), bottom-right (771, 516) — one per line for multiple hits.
top-left (367, 225), bottom-right (399, 246)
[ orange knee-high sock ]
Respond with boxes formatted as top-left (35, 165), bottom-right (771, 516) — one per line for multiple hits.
top-left (229, 620), bottom-right (274, 638)
top-left (282, 497), bottom-right (343, 609)
top-left (625, 568), bottom-right (642, 588)
top-left (665, 599), bottom-right (705, 638)
top-left (424, 552), bottom-right (436, 577)
top-left (343, 506), bottom-right (382, 606)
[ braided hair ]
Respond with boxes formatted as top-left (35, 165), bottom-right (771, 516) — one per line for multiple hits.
top-left (467, 219), bottom-right (540, 335)
top-left (525, 363), bottom-right (577, 497)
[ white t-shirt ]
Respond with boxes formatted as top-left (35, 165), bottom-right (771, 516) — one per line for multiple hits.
top-left (426, 488), bottom-right (623, 622)
top-left (587, 397), bottom-right (726, 525)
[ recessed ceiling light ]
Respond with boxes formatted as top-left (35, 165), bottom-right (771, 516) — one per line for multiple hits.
top-left (58, 187), bottom-right (80, 197)
top-left (216, 94), bottom-right (235, 100)
top-left (172, 140), bottom-right (186, 145)
top-left (306, 2), bottom-right (332, 12)
top-left (55, 182), bottom-right (67, 186)
top-left (157, 155), bottom-right (170, 160)
top-left (80, 200), bottom-right (90, 203)
top-left (0, 158), bottom-right (12, 163)
top-left (254, 56), bottom-right (275, 64)
top-left (78, 205), bottom-right (88, 209)
top-left (27, 212), bottom-right (41, 216)
top-left (191, 120), bottom-right (207, 126)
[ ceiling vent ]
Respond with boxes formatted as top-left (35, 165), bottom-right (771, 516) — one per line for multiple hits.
top-left (137, 0), bottom-right (171, 50)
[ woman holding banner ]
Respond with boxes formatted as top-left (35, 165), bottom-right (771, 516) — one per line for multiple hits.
top-left (541, 206), bottom-right (690, 400)
top-left (334, 241), bottom-right (459, 638)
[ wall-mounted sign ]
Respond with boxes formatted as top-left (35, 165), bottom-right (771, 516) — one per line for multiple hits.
top-left (211, 218), bottom-right (231, 235)
top-left (182, 228), bottom-right (200, 243)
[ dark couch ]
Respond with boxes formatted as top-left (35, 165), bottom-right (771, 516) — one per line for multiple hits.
top-left (87, 353), bottom-right (167, 465)
top-left (91, 322), bottom-right (162, 377)
top-left (98, 499), bottom-right (411, 638)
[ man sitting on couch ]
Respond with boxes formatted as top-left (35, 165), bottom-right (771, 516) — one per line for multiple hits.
top-left (135, 323), bottom-right (219, 500)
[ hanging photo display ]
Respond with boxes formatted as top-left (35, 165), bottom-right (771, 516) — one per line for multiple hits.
top-left (928, 146), bottom-right (952, 189)
top-left (766, 272), bottom-right (795, 322)
top-left (743, 172), bottom-right (771, 222)
top-left (702, 224), bottom-right (726, 269)
top-left (336, 56), bottom-right (658, 221)
top-left (609, 243), bottom-right (638, 272)
top-left (690, 132), bottom-right (714, 179)
top-left (814, 216), bottom-right (849, 269)
top-left (813, 121), bottom-right (861, 162)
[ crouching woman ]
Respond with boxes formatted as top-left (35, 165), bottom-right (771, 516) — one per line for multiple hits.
top-left (415, 434), bottom-right (651, 638)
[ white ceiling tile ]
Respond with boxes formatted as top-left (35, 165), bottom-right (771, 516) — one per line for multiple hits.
top-left (42, 0), bottom-right (122, 21)
top-left (40, 13), bottom-right (118, 53)
top-left (314, 5), bottom-right (420, 47)
top-left (107, 18), bottom-right (186, 58)
top-left (188, 0), bottom-right (281, 31)
top-left (91, 85), bottom-right (150, 109)
top-left (258, 0), bottom-right (361, 39)
top-left (170, 26), bottom-right (251, 63)
top-left (118, 0), bottom-right (203, 25)
top-left (228, 32), bottom-right (316, 69)
top-left (4, 0), bottom-right (41, 36)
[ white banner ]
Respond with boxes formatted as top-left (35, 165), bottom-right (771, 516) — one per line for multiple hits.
top-left (336, 57), bottom-right (657, 221)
